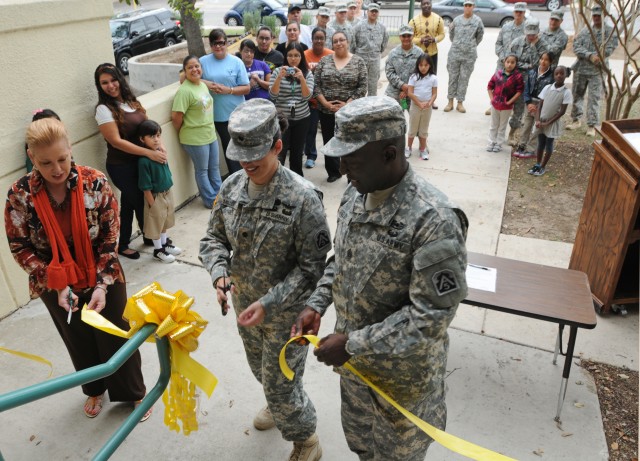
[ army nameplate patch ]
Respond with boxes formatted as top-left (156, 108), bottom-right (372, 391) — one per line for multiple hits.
top-left (315, 229), bottom-right (331, 250)
top-left (432, 269), bottom-right (458, 296)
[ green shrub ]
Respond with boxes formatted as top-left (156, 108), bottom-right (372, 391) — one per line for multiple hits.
top-left (261, 15), bottom-right (281, 42)
top-left (243, 11), bottom-right (261, 34)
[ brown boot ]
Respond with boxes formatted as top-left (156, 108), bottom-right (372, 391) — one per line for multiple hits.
top-left (443, 99), bottom-right (454, 112)
top-left (456, 101), bottom-right (466, 113)
top-left (507, 126), bottom-right (520, 146)
top-left (288, 433), bottom-right (322, 461)
top-left (485, 107), bottom-right (491, 116)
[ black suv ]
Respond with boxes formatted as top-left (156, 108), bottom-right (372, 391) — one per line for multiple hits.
top-left (110, 9), bottom-right (183, 74)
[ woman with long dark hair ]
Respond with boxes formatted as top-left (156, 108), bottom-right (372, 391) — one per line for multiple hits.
top-left (93, 63), bottom-right (166, 259)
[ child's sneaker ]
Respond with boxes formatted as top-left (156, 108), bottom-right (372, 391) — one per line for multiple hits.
top-left (154, 248), bottom-right (175, 264)
top-left (528, 164), bottom-right (541, 175)
top-left (533, 167), bottom-right (546, 176)
top-left (420, 148), bottom-right (429, 160)
top-left (485, 142), bottom-right (496, 152)
top-left (404, 147), bottom-right (412, 158)
top-left (492, 144), bottom-right (502, 152)
top-left (163, 242), bottom-right (182, 255)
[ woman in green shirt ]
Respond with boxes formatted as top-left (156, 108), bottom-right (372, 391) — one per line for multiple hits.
top-left (172, 55), bottom-right (221, 208)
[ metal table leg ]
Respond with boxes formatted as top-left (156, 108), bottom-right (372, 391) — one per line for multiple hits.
top-left (555, 325), bottom-right (578, 422)
top-left (552, 324), bottom-right (563, 365)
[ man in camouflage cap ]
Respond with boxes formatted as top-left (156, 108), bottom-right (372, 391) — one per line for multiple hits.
top-left (543, 9), bottom-right (568, 67)
top-left (508, 17), bottom-right (551, 146)
top-left (200, 98), bottom-right (331, 461)
top-left (567, 5), bottom-right (618, 136)
top-left (444, 0), bottom-right (484, 113)
top-left (346, 0), bottom-right (361, 26)
top-left (315, 6), bottom-right (335, 49)
top-left (385, 25), bottom-right (423, 105)
top-left (329, 3), bottom-right (354, 44)
top-left (292, 96), bottom-right (469, 460)
top-left (352, 2), bottom-right (389, 96)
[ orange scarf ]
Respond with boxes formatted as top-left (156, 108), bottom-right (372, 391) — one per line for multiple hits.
top-left (32, 167), bottom-right (97, 290)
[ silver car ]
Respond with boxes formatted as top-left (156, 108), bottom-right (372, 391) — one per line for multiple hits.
top-left (432, 0), bottom-right (530, 27)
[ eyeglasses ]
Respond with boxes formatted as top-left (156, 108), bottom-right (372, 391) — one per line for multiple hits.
top-left (212, 41), bottom-right (226, 47)
top-left (333, 38), bottom-right (347, 43)
top-left (313, 37), bottom-right (326, 41)
top-left (257, 36), bottom-right (272, 41)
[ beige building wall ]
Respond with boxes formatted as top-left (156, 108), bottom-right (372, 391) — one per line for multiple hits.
top-left (0, 0), bottom-right (198, 317)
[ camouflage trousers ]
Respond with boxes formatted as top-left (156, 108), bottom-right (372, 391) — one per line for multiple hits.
top-left (340, 375), bottom-right (446, 461)
top-left (446, 57), bottom-right (476, 102)
top-left (236, 312), bottom-right (316, 442)
top-left (519, 108), bottom-right (537, 151)
top-left (570, 71), bottom-right (603, 127)
top-left (509, 95), bottom-right (525, 129)
top-left (365, 58), bottom-right (381, 96)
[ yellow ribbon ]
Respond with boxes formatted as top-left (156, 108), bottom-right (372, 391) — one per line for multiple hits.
top-left (82, 282), bottom-right (218, 435)
top-left (0, 347), bottom-right (53, 378)
top-left (280, 335), bottom-right (517, 461)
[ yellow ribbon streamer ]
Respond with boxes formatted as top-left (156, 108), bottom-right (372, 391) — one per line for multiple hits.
top-left (280, 335), bottom-right (517, 461)
top-left (0, 347), bottom-right (53, 378)
top-left (82, 282), bottom-right (218, 435)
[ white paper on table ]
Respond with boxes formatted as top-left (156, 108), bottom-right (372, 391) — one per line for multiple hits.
top-left (466, 264), bottom-right (497, 292)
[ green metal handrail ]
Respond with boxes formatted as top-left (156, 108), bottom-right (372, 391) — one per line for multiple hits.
top-left (0, 323), bottom-right (171, 461)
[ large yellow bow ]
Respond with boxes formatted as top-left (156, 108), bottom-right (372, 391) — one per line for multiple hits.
top-left (280, 335), bottom-right (517, 461)
top-left (82, 282), bottom-right (217, 435)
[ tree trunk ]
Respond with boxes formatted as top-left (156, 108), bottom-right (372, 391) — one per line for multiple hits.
top-left (179, 0), bottom-right (206, 57)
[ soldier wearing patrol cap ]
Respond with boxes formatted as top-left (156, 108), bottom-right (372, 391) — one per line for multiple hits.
top-left (292, 96), bottom-right (469, 460)
top-left (346, 0), bottom-right (361, 26)
top-left (567, 4), bottom-right (618, 136)
top-left (329, 3), bottom-right (354, 45)
top-left (199, 98), bottom-right (331, 461)
top-left (315, 6), bottom-right (336, 49)
top-left (352, 2), bottom-right (389, 96)
top-left (543, 9), bottom-right (568, 67)
top-left (385, 25), bottom-right (423, 104)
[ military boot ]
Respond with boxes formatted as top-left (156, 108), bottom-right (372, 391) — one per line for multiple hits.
top-left (507, 126), bottom-right (520, 146)
top-left (586, 126), bottom-right (596, 136)
top-left (443, 99), bottom-right (454, 112)
top-left (456, 101), bottom-right (466, 113)
top-left (566, 119), bottom-right (581, 130)
top-left (288, 433), bottom-right (322, 461)
top-left (253, 405), bottom-right (276, 430)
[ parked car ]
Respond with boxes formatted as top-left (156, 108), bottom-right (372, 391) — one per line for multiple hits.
top-left (501, 0), bottom-right (568, 11)
top-left (224, 0), bottom-right (290, 26)
top-left (110, 8), bottom-right (183, 74)
top-left (433, 0), bottom-right (530, 27)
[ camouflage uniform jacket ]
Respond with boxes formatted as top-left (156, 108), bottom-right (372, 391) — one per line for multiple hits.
top-left (542, 27), bottom-right (568, 66)
top-left (306, 166), bottom-right (469, 404)
top-left (510, 35), bottom-right (552, 72)
top-left (328, 20), bottom-right (354, 44)
top-left (495, 20), bottom-right (525, 65)
top-left (384, 44), bottom-right (424, 100)
top-left (572, 24), bottom-right (618, 76)
top-left (448, 14), bottom-right (484, 61)
top-left (351, 20), bottom-right (389, 59)
top-left (199, 164), bottom-right (331, 324)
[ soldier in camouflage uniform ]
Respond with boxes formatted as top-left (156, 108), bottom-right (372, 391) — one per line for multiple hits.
top-left (199, 98), bottom-right (330, 461)
top-left (352, 3), bottom-right (389, 96)
top-left (329, 4), bottom-right (354, 45)
top-left (507, 18), bottom-right (551, 146)
top-left (542, 9), bottom-right (568, 67)
top-left (495, 1), bottom-right (527, 68)
top-left (315, 6), bottom-right (335, 50)
top-left (292, 96), bottom-right (469, 461)
top-left (346, 1), bottom-right (361, 27)
top-left (566, 5), bottom-right (618, 137)
top-left (444, 0), bottom-right (484, 113)
top-left (385, 25), bottom-right (423, 105)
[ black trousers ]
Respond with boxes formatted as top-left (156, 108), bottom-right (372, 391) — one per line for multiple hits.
top-left (278, 116), bottom-right (310, 177)
top-left (432, 52), bottom-right (438, 75)
top-left (215, 121), bottom-right (242, 175)
top-left (40, 283), bottom-right (146, 401)
top-left (318, 111), bottom-right (342, 178)
top-left (107, 162), bottom-right (144, 251)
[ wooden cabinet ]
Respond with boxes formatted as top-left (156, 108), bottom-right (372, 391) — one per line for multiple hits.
top-left (569, 119), bottom-right (640, 314)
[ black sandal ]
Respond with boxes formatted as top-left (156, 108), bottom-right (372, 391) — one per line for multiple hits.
top-left (118, 248), bottom-right (140, 260)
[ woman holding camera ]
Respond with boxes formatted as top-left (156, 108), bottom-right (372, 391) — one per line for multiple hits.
top-left (269, 42), bottom-right (314, 177)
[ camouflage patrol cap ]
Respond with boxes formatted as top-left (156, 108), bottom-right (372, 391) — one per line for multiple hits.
top-left (550, 9), bottom-right (564, 20)
top-left (591, 5), bottom-right (603, 15)
top-left (347, 0), bottom-right (357, 7)
top-left (513, 2), bottom-right (526, 11)
top-left (525, 17), bottom-right (540, 34)
top-left (318, 6), bottom-right (331, 16)
top-left (463, 0), bottom-right (474, 6)
top-left (367, 2), bottom-right (381, 11)
top-left (336, 4), bottom-right (348, 12)
top-left (227, 99), bottom-right (278, 162)
top-left (399, 24), bottom-right (414, 36)
top-left (320, 96), bottom-right (406, 157)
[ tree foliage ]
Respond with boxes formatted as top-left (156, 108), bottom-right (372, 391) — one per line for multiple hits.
top-left (570, 0), bottom-right (640, 120)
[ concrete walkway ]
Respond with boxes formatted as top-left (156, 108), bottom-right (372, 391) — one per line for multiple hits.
top-left (0, 29), bottom-right (637, 461)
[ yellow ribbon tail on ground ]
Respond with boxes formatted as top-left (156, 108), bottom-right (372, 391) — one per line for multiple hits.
top-left (280, 335), bottom-right (517, 461)
top-left (81, 283), bottom-right (217, 435)
top-left (0, 347), bottom-right (53, 378)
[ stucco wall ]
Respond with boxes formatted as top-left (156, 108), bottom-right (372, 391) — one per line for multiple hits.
top-left (0, 1), bottom-right (199, 317)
